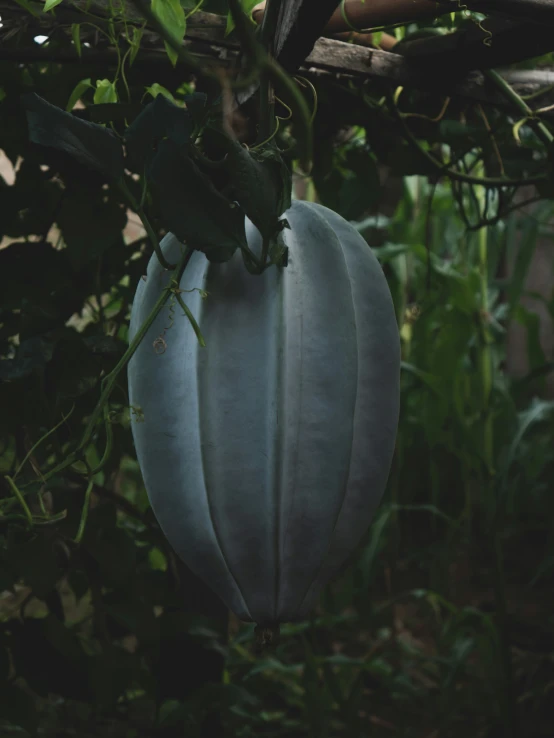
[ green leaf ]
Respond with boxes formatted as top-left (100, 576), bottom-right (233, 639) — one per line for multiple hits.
top-left (94, 79), bottom-right (118, 104)
top-left (22, 92), bottom-right (124, 180)
top-left (157, 699), bottom-right (186, 728)
top-left (149, 139), bottom-right (246, 262)
top-left (71, 23), bottom-right (82, 58)
top-left (129, 25), bottom-right (144, 66)
top-left (504, 205), bottom-right (554, 315)
top-left (144, 83), bottom-right (176, 102)
top-left (148, 546), bottom-right (168, 571)
top-left (401, 361), bottom-right (445, 396)
top-left (225, 0), bottom-right (258, 36)
top-left (13, 0), bottom-right (41, 18)
top-left (44, 0), bottom-right (63, 10)
top-left (314, 143), bottom-right (381, 221)
top-left (65, 77), bottom-right (93, 112)
top-left (514, 304), bottom-right (547, 370)
top-left (504, 397), bottom-right (554, 476)
top-left (151, 0), bottom-right (187, 66)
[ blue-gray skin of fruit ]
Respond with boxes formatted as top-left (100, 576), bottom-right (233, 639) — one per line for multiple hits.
top-left (128, 201), bottom-right (400, 626)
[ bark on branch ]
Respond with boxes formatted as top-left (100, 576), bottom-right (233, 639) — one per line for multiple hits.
top-left (1, 2), bottom-right (553, 117)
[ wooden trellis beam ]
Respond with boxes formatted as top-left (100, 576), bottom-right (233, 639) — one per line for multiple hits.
top-left (0, 5), bottom-right (553, 117)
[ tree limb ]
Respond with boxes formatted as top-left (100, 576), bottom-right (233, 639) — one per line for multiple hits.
top-left (1, 6), bottom-right (554, 118)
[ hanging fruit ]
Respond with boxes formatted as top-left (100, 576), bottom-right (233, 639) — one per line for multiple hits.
top-left (128, 200), bottom-right (400, 629)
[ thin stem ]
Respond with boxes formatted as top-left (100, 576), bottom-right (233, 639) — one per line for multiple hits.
top-left (118, 178), bottom-right (176, 270)
top-left (265, 56), bottom-right (313, 170)
top-left (75, 476), bottom-right (94, 543)
top-left (484, 69), bottom-right (554, 146)
top-left (4, 476), bottom-right (33, 526)
top-left (128, 0), bottom-right (263, 93)
top-left (33, 247), bottom-right (193, 487)
top-left (174, 292), bottom-right (206, 348)
top-left (77, 249), bottom-right (192, 453)
top-left (389, 92), bottom-right (547, 188)
top-left (474, 164), bottom-right (518, 738)
top-left (257, 74), bottom-right (275, 145)
top-left (91, 404), bottom-right (114, 475)
top-left (256, 0), bottom-right (279, 142)
top-left (12, 405), bottom-right (74, 482)
top-left (477, 200), bottom-right (494, 475)
top-left (227, 0), bottom-right (312, 167)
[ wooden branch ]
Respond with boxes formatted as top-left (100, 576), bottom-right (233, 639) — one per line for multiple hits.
top-left (304, 40), bottom-right (554, 116)
top-left (396, 16), bottom-right (554, 73)
top-left (4, 1), bottom-right (552, 74)
top-left (253, 0), bottom-right (439, 32)
top-left (253, 0), bottom-right (554, 33)
top-left (440, 0), bottom-right (554, 26)
top-left (1, 4), bottom-right (554, 118)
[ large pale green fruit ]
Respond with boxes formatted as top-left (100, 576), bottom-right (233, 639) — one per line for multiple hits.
top-left (128, 201), bottom-right (400, 626)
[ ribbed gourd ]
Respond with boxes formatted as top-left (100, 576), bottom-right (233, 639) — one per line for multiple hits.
top-left (128, 201), bottom-right (400, 627)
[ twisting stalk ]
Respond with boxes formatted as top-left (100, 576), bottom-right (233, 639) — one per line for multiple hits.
top-left (475, 166), bottom-right (518, 738)
top-left (15, 247), bottom-right (193, 492)
top-left (256, 0), bottom-right (280, 143)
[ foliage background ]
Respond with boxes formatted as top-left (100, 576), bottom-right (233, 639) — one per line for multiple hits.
top-left (1, 1), bottom-right (554, 737)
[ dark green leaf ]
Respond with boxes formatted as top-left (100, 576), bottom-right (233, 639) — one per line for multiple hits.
top-left (0, 683), bottom-right (38, 736)
top-left (124, 94), bottom-right (193, 173)
top-left (83, 525), bottom-right (136, 588)
top-left (514, 304), bottom-right (547, 371)
top-left (83, 335), bottom-right (126, 357)
top-left (152, 0), bottom-right (186, 67)
top-left (387, 142), bottom-right (437, 177)
top-left (0, 241), bottom-right (74, 309)
top-left (46, 335), bottom-right (101, 399)
top-left (22, 93), bottom-right (124, 180)
top-left (10, 615), bottom-right (89, 700)
top-left (0, 646), bottom-right (10, 681)
top-left (10, 534), bottom-right (61, 598)
top-left (225, 140), bottom-right (291, 238)
top-left (314, 143), bottom-right (381, 221)
top-left (65, 77), bottom-right (92, 112)
top-left (184, 92), bottom-right (208, 128)
top-left (12, 0), bottom-right (41, 17)
top-left (149, 139), bottom-right (246, 262)
top-left (88, 645), bottom-right (137, 707)
top-left (57, 191), bottom-right (127, 270)
top-left (0, 336), bottom-right (55, 380)
top-left (67, 569), bottom-right (89, 602)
